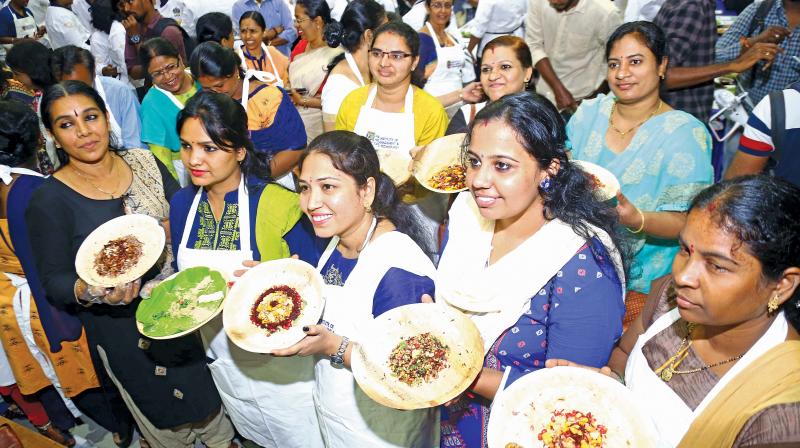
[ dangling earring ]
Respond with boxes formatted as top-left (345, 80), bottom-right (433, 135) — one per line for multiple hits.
top-left (539, 177), bottom-right (553, 193)
top-left (768, 294), bottom-right (781, 314)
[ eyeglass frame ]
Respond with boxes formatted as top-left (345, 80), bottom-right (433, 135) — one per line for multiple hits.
top-left (368, 48), bottom-right (414, 62)
top-left (293, 16), bottom-right (312, 25)
top-left (149, 60), bottom-right (183, 81)
top-left (429, 2), bottom-right (453, 10)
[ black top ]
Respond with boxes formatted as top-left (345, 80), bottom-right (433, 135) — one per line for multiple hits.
top-left (24, 158), bottom-right (223, 429)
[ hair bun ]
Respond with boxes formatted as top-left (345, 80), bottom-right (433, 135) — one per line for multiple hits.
top-left (324, 20), bottom-right (344, 48)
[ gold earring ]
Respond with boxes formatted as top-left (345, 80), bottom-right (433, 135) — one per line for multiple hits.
top-left (768, 294), bottom-right (781, 314)
top-left (660, 73), bottom-right (666, 80)
top-left (364, 204), bottom-right (372, 213)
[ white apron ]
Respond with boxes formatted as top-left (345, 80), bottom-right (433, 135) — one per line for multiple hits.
top-left (237, 44), bottom-right (284, 88)
top-left (94, 76), bottom-right (124, 148)
top-left (625, 308), bottom-right (789, 447)
top-left (175, 179), bottom-right (321, 448)
top-left (345, 52), bottom-right (366, 87)
top-left (239, 73), bottom-right (296, 191)
top-left (152, 82), bottom-right (191, 186)
top-left (422, 22), bottom-right (465, 98)
top-left (313, 233), bottom-right (439, 448)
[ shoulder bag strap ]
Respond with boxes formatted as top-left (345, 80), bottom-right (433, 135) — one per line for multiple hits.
top-left (769, 89), bottom-right (785, 163)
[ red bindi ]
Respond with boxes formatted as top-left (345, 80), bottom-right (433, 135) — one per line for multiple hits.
top-left (689, 244), bottom-right (694, 255)
top-left (706, 200), bottom-right (717, 213)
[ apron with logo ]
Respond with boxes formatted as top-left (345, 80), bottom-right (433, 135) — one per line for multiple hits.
top-left (423, 22), bottom-right (465, 98)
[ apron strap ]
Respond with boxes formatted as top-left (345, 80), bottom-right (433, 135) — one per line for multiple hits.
top-left (179, 176), bottom-right (251, 252)
top-left (344, 52), bottom-right (365, 87)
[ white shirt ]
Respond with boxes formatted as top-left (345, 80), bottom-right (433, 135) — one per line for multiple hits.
top-left (187, 0), bottom-right (239, 17)
top-left (45, 6), bottom-right (90, 49)
top-left (158, 0), bottom-right (196, 37)
top-left (622, 0), bottom-right (665, 22)
top-left (329, 0), bottom-right (397, 21)
top-left (91, 21), bottom-right (131, 87)
top-left (525, 0), bottom-right (622, 104)
top-left (463, 0), bottom-right (527, 54)
top-left (71, 0), bottom-right (92, 33)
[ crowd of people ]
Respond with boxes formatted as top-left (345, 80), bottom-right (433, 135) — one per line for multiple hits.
top-left (0, 0), bottom-right (798, 447)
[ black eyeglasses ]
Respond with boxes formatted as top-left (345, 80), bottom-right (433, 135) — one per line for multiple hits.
top-left (368, 48), bottom-right (413, 61)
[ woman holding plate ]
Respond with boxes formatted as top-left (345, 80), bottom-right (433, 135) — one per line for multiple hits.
top-left (566, 22), bottom-right (713, 324)
top-left (169, 91), bottom-right (323, 448)
top-left (24, 81), bottom-right (234, 448)
top-left (549, 175), bottom-right (800, 447)
top-left (272, 131), bottom-right (439, 448)
top-left (436, 92), bottom-right (627, 448)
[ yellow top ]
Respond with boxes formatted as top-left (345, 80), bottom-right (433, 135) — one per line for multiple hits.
top-left (335, 84), bottom-right (449, 146)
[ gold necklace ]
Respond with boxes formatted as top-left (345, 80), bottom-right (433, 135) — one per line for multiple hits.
top-left (654, 322), bottom-right (745, 382)
top-left (608, 100), bottom-right (662, 137)
top-left (70, 156), bottom-right (122, 199)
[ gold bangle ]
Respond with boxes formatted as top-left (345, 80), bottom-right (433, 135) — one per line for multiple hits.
top-left (627, 207), bottom-right (645, 234)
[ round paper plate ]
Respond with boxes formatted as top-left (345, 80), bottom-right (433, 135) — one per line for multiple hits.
top-left (413, 133), bottom-right (468, 194)
top-left (135, 266), bottom-right (228, 340)
top-left (75, 214), bottom-right (166, 287)
top-left (223, 258), bottom-right (325, 353)
top-left (377, 148), bottom-right (412, 186)
top-left (351, 303), bottom-right (484, 410)
top-left (572, 160), bottom-right (621, 202)
top-left (487, 366), bottom-right (657, 448)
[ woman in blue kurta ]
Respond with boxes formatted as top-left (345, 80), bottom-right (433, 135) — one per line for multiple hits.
top-left (189, 41), bottom-right (307, 189)
top-left (165, 91), bottom-right (324, 448)
top-left (139, 38), bottom-right (202, 185)
top-left (272, 131), bottom-right (439, 448)
top-left (435, 93), bottom-right (627, 448)
top-left (566, 22), bottom-right (712, 323)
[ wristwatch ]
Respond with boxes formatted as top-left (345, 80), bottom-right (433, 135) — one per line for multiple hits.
top-left (129, 34), bottom-right (141, 45)
top-left (330, 336), bottom-right (349, 367)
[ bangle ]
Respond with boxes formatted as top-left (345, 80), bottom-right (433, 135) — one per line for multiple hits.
top-left (627, 207), bottom-right (645, 234)
top-left (302, 97), bottom-right (308, 109)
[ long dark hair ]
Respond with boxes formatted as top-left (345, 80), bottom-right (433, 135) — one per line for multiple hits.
top-left (297, 0), bottom-right (332, 24)
top-left (189, 41), bottom-right (241, 79)
top-left (466, 92), bottom-right (629, 275)
top-left (40, 81), bottom-right (119, 164)
top-left (688, 175), bottom-right (800, 331)
top-left (177, 91), bottom-right (270, 185)
top-left (0, 100), bottom-right (40, 167)
top-left (239, 11), bottom-right (267, 31)
top-left (299, 131), bottom-right (429, 252)
top-left (196, 12), bottom-right (233, 45)
top-left (6, 40), bottom-right (56, 90)
top-left (325, 0), bottom-right (386, 70)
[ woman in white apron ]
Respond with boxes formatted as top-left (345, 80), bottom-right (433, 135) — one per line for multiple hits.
top-left (444, 35), bottom-right (532, 136)
top-left (435, 93), bottom-right (627, 448)
top-left (0, 0), bottom-right (43, 56)
top-left (416, 1), bottom-right (480, 115)
top-left (170, 91), bottom-right (324, 448)
top-left (190, 42), bottom-right (308, 190)
top-left (237, 11), bottom-right (289, 87)
top-left (336, 21), bottom-right (450, 253)
top-left (548, 175), bottom-right (800, 447)
top-left (139, 38), bottom-right (199, 186)
top-left (320, 0), bottom-right (386, 132)
top-left (288, 0), bottom-right (343, 143)
top-left (273, 131), bottom-right (439, 448)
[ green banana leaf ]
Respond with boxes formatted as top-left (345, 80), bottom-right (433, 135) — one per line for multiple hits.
top-left (135, 266), bottom-right (227, 338)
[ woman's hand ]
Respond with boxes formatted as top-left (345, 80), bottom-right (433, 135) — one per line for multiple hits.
top-left (271, 325), bottom-right (342, 357)
top-left (409, 145), bottom-right (425, 173)
top-left (233, 260), bottom-right (261, 278)
top-left (460, 82), bottom-right (483, 103)
top-left (289, 89), bottom-right (303, 106)
top-left (615, 192), bottom-right (644, 231)
top-left (103, 279), bottom-right (142, 305)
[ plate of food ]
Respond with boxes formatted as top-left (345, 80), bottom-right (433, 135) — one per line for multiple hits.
top-left (222, 258), bottom-right (325, 353)
top-left (413, 133), bottom-right (468, 194)
top-left (351, 303), bottom-right (484, 410)
top-left (487, 366), bottom-right (657, 448)
top-left (572, 160), bottom-right (620, 202)
top-left (75, 214), bottom-right (166, 287)
top-left (135, 266), bottom-right (228, 339)
top-left (376, 148), bottom-right (413, 186)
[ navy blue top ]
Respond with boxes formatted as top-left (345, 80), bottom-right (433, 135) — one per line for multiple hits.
top-left (169, 183), bottom-right (324, 267)
top-left (320, 247), bottom-right (435, 318)
top-left (0, 6), bottom-right (35, 38)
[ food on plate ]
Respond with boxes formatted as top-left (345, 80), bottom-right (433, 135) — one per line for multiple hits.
top-left (250, 285), bottom-right (304, 335)
top-left (94, 235), bottom-right (143, 277)
top-left (504, 443), bottom-right (524, 448)
top-left (586, 173), bottom-right (605, 191)
top-left (387, 332), bottom-right (449, 386)
top-left (536, 409), bottom-right (607, 448)
top-left (428, 164), bottom-right (466, 191)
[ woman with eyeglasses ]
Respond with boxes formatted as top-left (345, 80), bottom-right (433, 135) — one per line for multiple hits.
top-left (287, 0), bottom-right (343, 143)
top-left (139, 37), bottom-right (201, 186)
top-left (336, 21), bottom-right (449, 253)
top-left (417, 0), bottom-right (480, 114)
top-left (445, 35), bottom-right (532, 135)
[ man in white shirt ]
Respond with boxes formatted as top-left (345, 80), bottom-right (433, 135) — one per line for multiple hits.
top-left (525, 0), bottom-right (621, 112)
top-left (45, 0), bottom-right (90, 49)
top-left (464, 0), bottom-right (527, 54)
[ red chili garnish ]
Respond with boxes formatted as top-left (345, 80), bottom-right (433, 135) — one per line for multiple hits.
top-left (249, 285), bottom-right (303, 335)
top-left (94, 235), bottom-right (143, 277)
